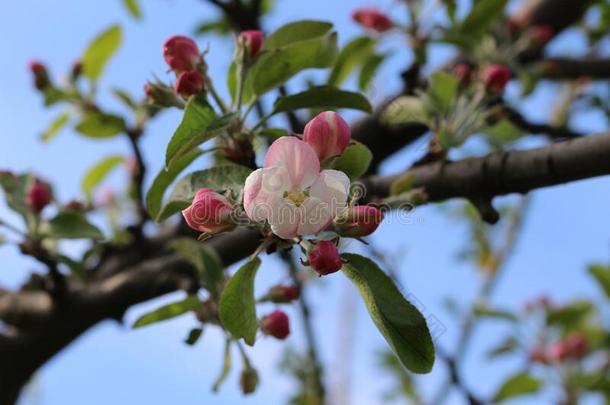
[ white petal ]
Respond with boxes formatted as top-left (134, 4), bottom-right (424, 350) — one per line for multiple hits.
top-left (243, 167), bottom-right (288, 222)
top-left (264, 137), bottom-right (320, 189)
top-left (309, 169), bottom-right (350, 218)
top-left (297, 197), bottom-right (332, 236)
top-left (269, 199), bottom-right (300, 239)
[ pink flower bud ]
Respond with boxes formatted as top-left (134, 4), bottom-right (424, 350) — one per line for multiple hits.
top-left (260, 310), bottom-right (290, 340)
top-left (564, 334), bottom-right (587, 358)
top-left (334, 205), bottom-right (384, 237)
top-left (308, 240), bottom-right (343, 276)
top-left (482, 64), bottom-right (512, 92)
top-left (182, 188), bottom-right (235, 234)
top-left (529, 347), bottom-right (549, 364)
top-left (452, 63), bottom-right (474, 85)
top-left (162, 35), bottom-right (201, 73)
top-left (352, 8), bottom-right (393, 33)
top-left (547, 341), bottom-right (568, 361)
top-left (303, 111), bottom-right (351, 162)
top-left (239, 30), bottom-right (264, 58)
top-left (264, 284), bottom-right (300, 303)
top-left (26, 180), bottom-right (51, 213)
top-left (175, 70), bottom-right (205, 98)
top-left (28, 60), bottom-right (50, 90)
top-left (532, 24), bottom-right (554, 44)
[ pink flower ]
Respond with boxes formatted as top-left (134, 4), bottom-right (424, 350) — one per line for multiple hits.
top-left (303, 111), bottom-right (351, 162)
top-left (26, 180), bottom-right (51, 213)
top-left (308, 240), bottom-right (343, 276)
top-left (546, 341), bottom-right (568, 361)
top-left (482, 64), bottom-right (512, 92)
top-left (239, 30), bottom-right (264, 58)
top-left (182, 188), bottom-right (235, 234)
top-left (261, 310), bottom-right (290, 339)
top-left (163, 35), bottom-right (201, 74)
top-left (352, 8), bottom-right (393, 33)
top-left (334, 205), bottom-right (384, 237)
top-left (243, 137), bottom-right (350, 239)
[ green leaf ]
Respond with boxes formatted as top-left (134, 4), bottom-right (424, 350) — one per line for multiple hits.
top-left (213, 338), bottom-right (233, 392)
top-left (147, 148), bottom-right (203, 220)
top-left (272, 86), bottom-right (372, 114)
top-left (133, 295), bottom-right (201, 328)
top-left (171, 238), bottom-right (224, 296)
top-left (112, 88), bottom-right (138, 110)
top-left (82, 25), bottom-right (122, 82)
top-left (258, 128), bottom-right (287, 139)
top-left (250, 30), bottom-right (338, 95)
top-left (75, 113), bottom-right (126, 138)
top-left (493, 373), bottom-right (542, 403)
top-left (546, 300), bottom-right (592, 329)
top-left (122, 0), bottom-right (142, 19)
top-left (459, 0), bottom-right (509, 35)
top-left (382, 96), bottom-right (430, 126)
top-left (484, 120), bottom-right (523, 144)
top-left (184, 327), bottom-right (204, 345)
top-left (426, 72), bottom-right (458, 115)
top-left (46, 212), bottom-right (103, 240)
top-left (263, 20), bottom-right (333, 50)
top-left (40, 112), bottom-right (70, 142)
top-left (165, 99), bottom-right (233, 167)
top-left (589, 264), bottom-right (610, 298)
top-left (486, 337), bottom-right (519, 359)
top-left (0, 173), bottom-right (35, 218)
top-left (473, 305), bottom-right (518, 322)
top-left (194, 19), bottom-right (232, 36)
top-left (81, 155), bottom-right (125, 200)
top-left (358, 53), bottom-right (386, 91)
top-left (341, 254), bottom-right (435, 373)
top-left (219, 258), bottom-right (261, 345)
top-left (328, 36), bottom-right (375, 86)
top-left (333, 141), bottom-right (373, 180)
top-left (158, 164), bottom-right (252, 221)
top-left (58, 255), bottom-right (86, 280)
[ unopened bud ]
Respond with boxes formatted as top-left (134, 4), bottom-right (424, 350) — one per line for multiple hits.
top-left (182, 188), bottom-right (235, 234)
top-left (303, 111), bottom-right (351, 162)
top-left (239, 30), bottom-right (264, 58)
top-left (262, 284), bottom-right (300, 303)
top-left (144, 81), bottom-right (183, 108)
top-left (28, 60), bottom-right (50, 91)
top-left (175, 70), bottom-right (205, 99)
top-left (334, 205), bottom-right (384, 238)
top-left (352, 8), bottom-right (393, 33)
top-left (307, 240), bottom-right (343, 276)
top-left (163, 35), bottom-right (201, 74)
top-left (452, 63), bottom-right (474, 85)
top-left (260, 310), bottom-right (290, 340)
top-left (482, 64), bottom-right (512, 93)
top-left (26, 180), bottom-right (52, 213)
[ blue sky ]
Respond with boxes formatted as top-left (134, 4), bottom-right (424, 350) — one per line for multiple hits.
top-left (1, 1), bottom-right (609, 404)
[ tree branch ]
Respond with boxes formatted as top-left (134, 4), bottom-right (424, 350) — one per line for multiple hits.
top-left (539, 58), bottom-right (610, 80)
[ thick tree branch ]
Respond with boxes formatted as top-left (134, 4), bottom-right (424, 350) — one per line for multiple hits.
top-left (539, 58), bottom-right (610, 80)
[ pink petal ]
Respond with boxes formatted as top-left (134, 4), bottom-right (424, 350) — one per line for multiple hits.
top-left (269, 199), bottom-right (300, 239)
top-left (309, 170), bottom-right (350, 218)
top-left (297, 197), bottom-right (332, 236)
top-left (243, 167), bottom-right (288, 222)
top-left (264, 137), bottom-right (320, 189)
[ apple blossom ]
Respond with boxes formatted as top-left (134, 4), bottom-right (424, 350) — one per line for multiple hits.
top-left (260, 310), bottom-right (290, 339)
top-left (182, 188), bottom-right (235, 234)
top-left (243, 137), bottom-right (350, 239)
top-left (307, 240), bottom-right (343, 276)
top-left (302, 111), bottom-right (351, 162)
top-left (163, 35), bottom-right (201, 74)
top-left (352, 8), bottom-right (393, 33)
top-left (239, 30), bottom-right (264, 58)
top-left (452, 63), bottom-right (474, 85)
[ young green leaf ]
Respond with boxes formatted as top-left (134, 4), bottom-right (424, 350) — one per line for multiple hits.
top-left (81, 154), bottom-right (125, 200)
top-left (147, 148), bottom-right (204, 220)
top-left (493, 373), bottom-right (542, 403)
top-left (46, 212), bottom-right (103, 240)
top-left (472, 305), bottom-right (518, 322)
top-left (219, 258), bottom-right (261, 346)
top-left (381, 96), bottom-right (430, 126)
top-left (250, 31), bottom-right (338, 95)
top-left (184, 327), bottom-right (204, 346)
top-left (272, 86), bottom-right (372, 114)
top-left (358, 52), bottom-right (386, 91)
top-left (157, 164), bottom-right (251, 221)
top-left (40, 112), bottom-right (70, 142)
top-left (333, 141), bottom-right (373, 180)
top-left (165, 99), bottom-right (234, 167)
top-left (327, 36), bottom-right (375, 87)
top-left (459, 0), bottom-right (509, 35)
top-left (426, 72), bottom-right (458, 115)
top-left (82, 24), bottom-right (122, 82)
top-left (589, 264), bottom-right (610, 298)
top-left (171, 238), bottom-right (224, 297)
top-left (0, 173), bottom-right (34, 219)
top-left (263, 20), bottom-right (333, 50)
top-left (484, 119), bottom-right (523, 144)
top-left (112, 88), bottom-right (138, 110)
top-left (133, 295), bottom-right (201, 328)
top-left (75, 113), bottom-right (126, 138)
top-left (122, 0), bottom-right (142, 19)
top-left (341, 253), bottom-right (435, 373)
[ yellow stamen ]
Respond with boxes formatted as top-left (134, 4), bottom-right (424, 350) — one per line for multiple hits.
top-left (284, 190), bottom-right (307, 207)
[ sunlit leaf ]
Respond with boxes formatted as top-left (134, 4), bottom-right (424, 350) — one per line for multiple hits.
top-left (263, 20), bottom-right (333, 50)
top-left (272, 86), bottom-right (372, 114)
top-left (81, 154), bottom-right (125, 200)
top-left (46, 212), bottom-right (103, 240)
top-left (133, 295), bottom-right (201, 328)
top-left (333, 141), bottom-right (372, 180)
top-left (75, 113), bottom-right (126, 138)
top-left (40, 112), bottom-right (70, 142)
top-left (328, 36), bottom-right (375, 87)
top-left (82, 25), bottom-right (122, 82)
top-left (493, 373), bottom-right (542, 403)
top-left (589, 264), bottom-right (610, 299)
top-left (122, 0), bottom-right (142, 19)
